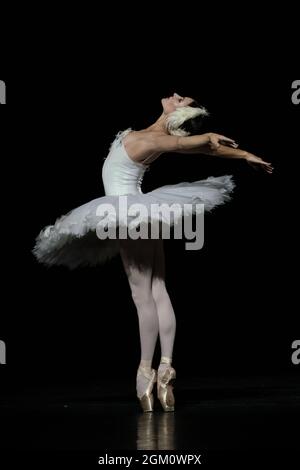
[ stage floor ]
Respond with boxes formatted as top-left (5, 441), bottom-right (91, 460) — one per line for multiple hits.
top-left (0, 374), bottom-right (299, 464)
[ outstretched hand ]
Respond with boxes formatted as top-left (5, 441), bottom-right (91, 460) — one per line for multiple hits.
top-left (246, 153), bottom-right (274, 174)
top-left (208, 133), bottom-right (239, 151)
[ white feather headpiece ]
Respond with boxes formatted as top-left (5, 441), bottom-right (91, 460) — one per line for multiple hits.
top-left (166, 105), bottom-right (209, 136)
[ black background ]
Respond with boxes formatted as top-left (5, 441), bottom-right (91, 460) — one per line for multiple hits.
top-left (1, 12), bottom-right (300, 464)
top-left (0, 16), bottom-right (299, 394)
top-left (1, 74), bottom-right (298, 388)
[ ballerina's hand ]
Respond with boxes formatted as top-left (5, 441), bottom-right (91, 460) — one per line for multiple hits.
top-left (246, 153), bottom-right (274, 174)
top-left (208, 133), bottom-right (239, 151)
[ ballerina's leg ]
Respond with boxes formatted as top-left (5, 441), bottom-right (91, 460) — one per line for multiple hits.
top-left (119, 237), bottom-right (159, 367)
top-left (151, 238), bottom-right (176, 367)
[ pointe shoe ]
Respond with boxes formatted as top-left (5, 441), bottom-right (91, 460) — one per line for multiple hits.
top-left (136, 366), bottom-right (157, 412)
top-left (157, 359), bottom-right (176, 412)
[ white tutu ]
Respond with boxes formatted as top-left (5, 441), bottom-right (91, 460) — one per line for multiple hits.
top-left (33, 129), bottom-right (235, 269)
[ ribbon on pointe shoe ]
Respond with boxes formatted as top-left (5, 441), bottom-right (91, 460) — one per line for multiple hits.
top-left (160, 356), bottom-right (172, 365)
top-left (158, 357), bottom-right (175, 386)
top-left (136, 367), bottom-right (157, 400)
top-left (158, 366), bottom-right (176, 388)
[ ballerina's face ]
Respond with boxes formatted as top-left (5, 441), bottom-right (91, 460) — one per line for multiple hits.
top-left (161, 93), bottom-right (194, 114)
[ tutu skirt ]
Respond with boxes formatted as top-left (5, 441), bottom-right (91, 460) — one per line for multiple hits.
top-left (33, 175), bottom-right (235, 269)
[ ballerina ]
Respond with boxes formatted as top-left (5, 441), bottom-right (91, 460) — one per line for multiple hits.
top-left (33, 92), bottom-right (273, 412)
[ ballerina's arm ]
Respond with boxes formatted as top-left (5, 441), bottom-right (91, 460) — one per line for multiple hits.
top-left (198, 142), bottom-right (274, 174)
top-left (151, 132), bottom-right (236, 153)
top-left (150, 133), bottom-right (273, 174)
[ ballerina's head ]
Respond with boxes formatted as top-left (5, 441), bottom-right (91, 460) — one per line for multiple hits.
top-left (161, 92), bottom-right (209, 136)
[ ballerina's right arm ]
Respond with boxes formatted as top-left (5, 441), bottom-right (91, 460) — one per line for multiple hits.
top-left (151, 133), bottom-right (273, 173)
top-left (149, 132), bottom-right (237, 153)
top-left (147, 133), bottom-right (273, 174)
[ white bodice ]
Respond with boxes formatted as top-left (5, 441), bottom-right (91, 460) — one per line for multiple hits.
top-left (102, 129), bottom-right (150, 196)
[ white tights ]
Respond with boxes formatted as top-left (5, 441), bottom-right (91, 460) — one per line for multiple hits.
top-left (119, 237), bottom-right (176, 367)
